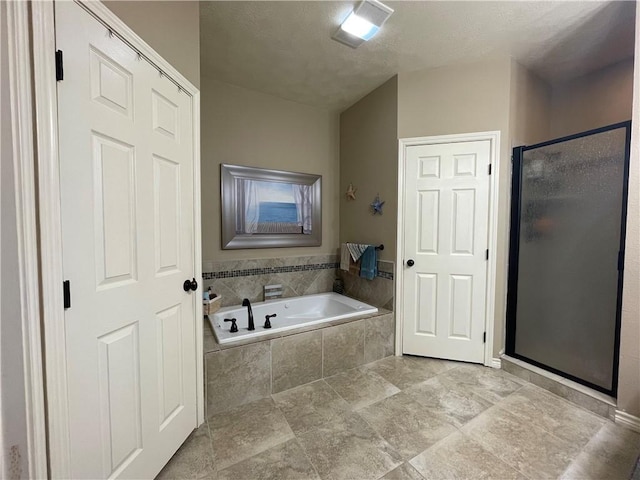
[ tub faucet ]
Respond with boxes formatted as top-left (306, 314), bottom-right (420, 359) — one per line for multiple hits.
top-left (242, 298), bottom-right (255, 331)
top-left (264, 313), bottom-right (277, 329)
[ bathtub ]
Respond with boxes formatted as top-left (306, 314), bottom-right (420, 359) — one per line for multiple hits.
top-left (209, 292), bottom-right (378, 345)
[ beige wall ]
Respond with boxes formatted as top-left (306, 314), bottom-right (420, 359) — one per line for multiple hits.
top-left (509, 60), bottom-right (551, 148)
top-left (201, 78), bottom-right (340, 262)
top-left (398, 58), bottom-right (512, 356)
top-left (104, 1), bottom-right (200, 88)
top-left (398, 58), bottom-right (512, 141)
top-left (550, 59), bottom-right (634, 138)
top-left (618, 9), bottom-right (640, 417)
top-left (509, 58), bottom-right (633, 148)
top-left (340, 76), bottom-right (398, 262)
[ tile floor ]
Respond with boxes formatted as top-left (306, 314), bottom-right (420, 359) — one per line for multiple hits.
top-left (157, 356), bottom-right (640, 480)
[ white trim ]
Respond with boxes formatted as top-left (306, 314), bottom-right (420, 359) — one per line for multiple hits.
top-left (193, 94), bottom-right (204, 425)
top-left (615, 410), bottom-right (640, 433)
top-left (32, 1), bottom-right (203, 477)
top-left (396, 131), bottom-right (501, 367)
top-left (394, 139), bottom-right (406, 356)
top-left (6, 2), bottom-right (48, 477)
top-left (1, 4), bottom-right (7, 474)
top-left (32, 1), bottom-right (72, 477)
top-left (490, 358), bottom-right (502, 369)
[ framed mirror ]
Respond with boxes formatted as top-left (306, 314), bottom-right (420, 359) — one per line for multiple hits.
top-left (221, 164), bottom-right (322, 249)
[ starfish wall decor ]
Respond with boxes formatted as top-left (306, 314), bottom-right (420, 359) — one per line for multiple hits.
top-left (346, 183), bottom-right (357, 200)
top-left (371, 194), bottom-right (385, 215)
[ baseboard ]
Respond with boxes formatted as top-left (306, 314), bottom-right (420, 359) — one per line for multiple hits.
top-left (491, 357), bottom-right (501, 369)
top-left (615, 410), bottom-right (640, 433)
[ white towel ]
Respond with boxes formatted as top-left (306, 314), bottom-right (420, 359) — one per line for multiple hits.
top-left (340, 243), bottom-right (351, 271)
top-left (347, 243), bottom-right (369, 262)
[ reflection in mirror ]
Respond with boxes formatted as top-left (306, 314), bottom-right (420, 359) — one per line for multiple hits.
top-left (221, 164), bottom-right (322, 249)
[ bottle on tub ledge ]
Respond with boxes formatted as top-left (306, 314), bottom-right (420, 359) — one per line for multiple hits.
top-left (203, 287), bottom-right (222, 316)
top-left (333, 278), bottom-right (344, 294)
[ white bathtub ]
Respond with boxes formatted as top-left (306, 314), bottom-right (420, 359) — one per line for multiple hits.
top-left (209, 292), bottom-right (378, 345)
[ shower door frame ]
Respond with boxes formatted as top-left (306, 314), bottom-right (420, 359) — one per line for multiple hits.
top-left (505, 121), bottom-right (631, 397)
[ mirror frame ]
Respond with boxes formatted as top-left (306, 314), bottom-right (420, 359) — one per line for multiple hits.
top-left (220, 164), bottom-right (322, 249)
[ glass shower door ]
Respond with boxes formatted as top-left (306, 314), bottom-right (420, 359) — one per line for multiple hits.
top-left (506, 122), bottom-right (630, 395)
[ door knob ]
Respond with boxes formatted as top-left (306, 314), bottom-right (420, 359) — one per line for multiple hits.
top-left (183, 278), bottom-right (198, 292)
top-left (406, 259), bottom-right (415, 267)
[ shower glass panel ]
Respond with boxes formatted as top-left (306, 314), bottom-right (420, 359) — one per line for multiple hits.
top-left (506, 122), bottom-right (630, 395)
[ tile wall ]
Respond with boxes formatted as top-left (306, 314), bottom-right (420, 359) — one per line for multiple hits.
top-left (339, 260), bottom-right (395, 310)
top-left (203, 254), bottom-right (340, 306)
top-left (203, 254), bottom-right (395, 309)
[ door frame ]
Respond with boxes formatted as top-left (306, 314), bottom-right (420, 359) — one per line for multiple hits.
top-left (4, 1), bottom-right (49, 477)
top-left (31, 2), bottom-right (204, 477)
top-left (396, 131), bottom-right (501, 367)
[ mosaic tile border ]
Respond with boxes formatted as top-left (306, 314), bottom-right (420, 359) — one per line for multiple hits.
top-left (203, 262), bottom-right (340, 280)
top-left (378, 271), bottom-right (393, 280)
top-left (203, 262), bottom-right (394, 280)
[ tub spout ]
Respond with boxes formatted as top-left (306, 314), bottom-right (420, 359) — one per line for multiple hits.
top-left (242, 298), bottom-right (255, 331)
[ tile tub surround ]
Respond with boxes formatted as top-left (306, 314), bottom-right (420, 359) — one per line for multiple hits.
top-left (160, 357), bottom-right (640, 480)
top-left (202, 254), bottom-right (340, 307)
top-left (205, 310), bottom-right (394, 416)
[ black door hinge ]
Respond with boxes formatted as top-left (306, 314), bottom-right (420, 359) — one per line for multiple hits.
top-left (63, 280), bottom-right (71, 309)
top-left (485, 249), bottom-right (489, 260)
top-left (488, 164), bottom-right (492, 175)
top-left (483, 332), bottom-right (487, 343)
top-left (55, 50), bottom-right (64, 81)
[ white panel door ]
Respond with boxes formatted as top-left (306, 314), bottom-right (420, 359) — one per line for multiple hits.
top-left (56, 2), bottom-right (197, 478)
top-left (402, 141), bottom-right (490, 363)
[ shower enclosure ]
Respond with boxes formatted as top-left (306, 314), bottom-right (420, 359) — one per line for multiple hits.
top-left (506, 121), bottom-right (631, 396)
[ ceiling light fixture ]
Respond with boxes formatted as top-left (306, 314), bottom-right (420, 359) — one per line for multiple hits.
top-left (340, 12), bottom-right (378, 40)
top-left (332, 0), bottom-right (394, 49)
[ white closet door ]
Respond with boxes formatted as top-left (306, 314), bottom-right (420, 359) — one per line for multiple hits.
top-left (402, 140), bottom-right (490, 363)
top-left (56, 2), bottom-right (197, 477)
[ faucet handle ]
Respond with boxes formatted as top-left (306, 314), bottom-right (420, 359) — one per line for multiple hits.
top-left (224, 318), bottom-right (238, 333)
top-left (264, 313), bottom-right (277, 329)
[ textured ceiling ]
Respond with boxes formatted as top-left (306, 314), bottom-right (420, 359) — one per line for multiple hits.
top-left (200, 1), bottom-right (635, 110)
